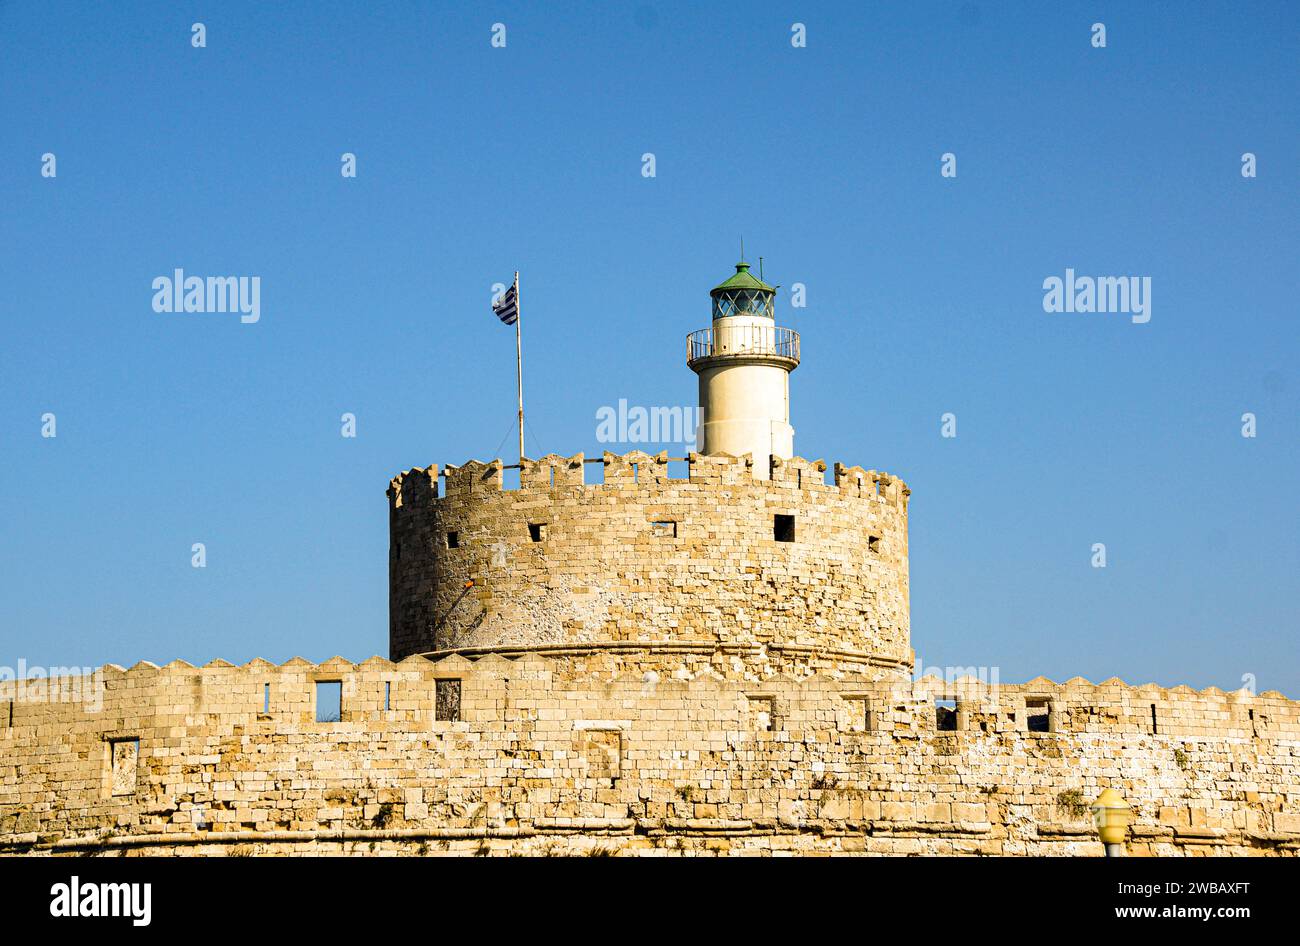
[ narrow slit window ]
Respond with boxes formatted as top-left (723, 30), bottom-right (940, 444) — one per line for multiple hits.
top-left (774, 514), bottom-right (795, 543)
top-left (1150, 703), bottom-right (1159, 735)
top-left (384, 681), bottom-right (391, 712)
top-left (263, 683), bottom-right (270, 714)
top-left (316, 681), bottom-right (342, 723)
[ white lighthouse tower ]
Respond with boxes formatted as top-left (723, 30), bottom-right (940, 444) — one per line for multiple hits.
top-left (687, 260), bottom-right (800, 479)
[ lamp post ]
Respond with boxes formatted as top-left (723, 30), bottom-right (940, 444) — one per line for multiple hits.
top-left (1091, 788), bottom-right (1132, 857)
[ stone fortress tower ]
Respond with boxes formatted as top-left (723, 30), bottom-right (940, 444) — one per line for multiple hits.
top-left (388, 261), bottom-right (913, 680)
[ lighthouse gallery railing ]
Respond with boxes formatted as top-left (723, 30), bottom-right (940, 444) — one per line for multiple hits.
top-left (686, 325), bottom-right (800, 366)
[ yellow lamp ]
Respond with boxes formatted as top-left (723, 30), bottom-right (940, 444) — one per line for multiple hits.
top-left (1091, 788), bottom-right (1132, 855)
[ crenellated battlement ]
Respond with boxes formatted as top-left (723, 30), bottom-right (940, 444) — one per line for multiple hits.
top-left (2, 655), bottom-right (1293, 737)
top-left (388, 451), bottom-right (911, 511)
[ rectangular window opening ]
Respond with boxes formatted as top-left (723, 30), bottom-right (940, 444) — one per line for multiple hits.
top-left (651, 520), bottom-right (677, 538)
top-left (529, 522), bottom-right (547, 542)
top-left (549, 466), bottom-right (555, 487)
top-left (316, 681), bottom-right (342, 723)
top-left (935, 699), bottom-right (958, 731)
top-left (631, 462), bottom-right (639, 483)
top-left (749, 696), bottom-right (776, 731)
top-left (436, 679), bottom-right (462, 722)
top-left (109, 737), bottom-right (140, 796)
top-left (774, 514), bottom-right (796, 543)
top-left (867, 535), bottom-right (881, 553)
top-left (502, 467), bottom-right (521, 491)
top-left (446, 531), bottom-right (459, 549)
top-left (1026, 699), bottom-right (1051, 732)
top-left (586, 461), bottom-right (605, 485)
top-left (843, 696), bottom-right (871, 733)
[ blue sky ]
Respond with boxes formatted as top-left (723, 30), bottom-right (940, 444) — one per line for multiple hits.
top-left (1, 2), bottom-right (1296, 694)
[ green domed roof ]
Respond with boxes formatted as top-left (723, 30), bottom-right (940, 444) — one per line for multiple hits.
top-left (710, 262), bottom-right (775, 297)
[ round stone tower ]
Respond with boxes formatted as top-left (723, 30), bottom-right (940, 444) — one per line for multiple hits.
top-left (687, 261), bottom-right (799, 479)
top-left (387, 261), bottom-right (911, 681)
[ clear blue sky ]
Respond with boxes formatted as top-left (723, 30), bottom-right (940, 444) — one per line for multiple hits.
top-left (2, 2), bottom-right (1296, 695)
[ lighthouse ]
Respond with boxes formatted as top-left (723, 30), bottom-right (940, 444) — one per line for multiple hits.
top-left (687, 260), bottom-right (800, 479)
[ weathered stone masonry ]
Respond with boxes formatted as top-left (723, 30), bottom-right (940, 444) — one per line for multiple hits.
top-left (2, 657), bottom-right (1297, 856)
top-left (388, 451), bottom-right (912, 678)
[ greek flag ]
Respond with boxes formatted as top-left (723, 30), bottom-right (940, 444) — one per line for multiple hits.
top-left (492, 283), bottom-right (518, 325)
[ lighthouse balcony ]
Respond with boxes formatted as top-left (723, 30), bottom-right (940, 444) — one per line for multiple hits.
top-left (686, 325), bottom-right (800, 370)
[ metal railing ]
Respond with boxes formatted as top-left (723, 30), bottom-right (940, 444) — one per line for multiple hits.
top-left (686, 325), bottom-right (800, 365)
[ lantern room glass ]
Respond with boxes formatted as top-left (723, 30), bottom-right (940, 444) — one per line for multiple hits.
top-left (712, 289), bottom-right (774, 320)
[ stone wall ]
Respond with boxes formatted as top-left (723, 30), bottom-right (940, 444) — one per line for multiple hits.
top-left (2, 657), bottom-right (1297, 856)
top-left (388, 451), bottom-right (912, 677)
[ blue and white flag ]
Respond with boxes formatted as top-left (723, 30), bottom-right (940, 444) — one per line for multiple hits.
top-left (492, 282), bottom-right (518, 325)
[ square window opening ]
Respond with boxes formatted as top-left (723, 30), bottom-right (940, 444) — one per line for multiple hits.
top-left (843, 696), bottom-right (871, 733)
top-left (935, 699), bottom-right (958, 731)
top-left (529, 522), bottom-right (547, 542)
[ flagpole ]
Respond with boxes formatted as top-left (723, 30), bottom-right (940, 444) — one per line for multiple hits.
top-left (514, 271), bottom-right (524, 465)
